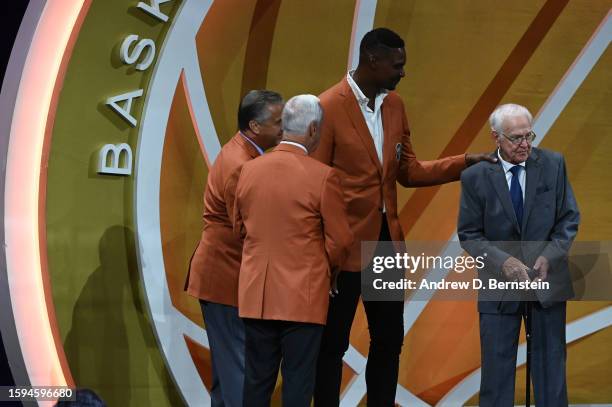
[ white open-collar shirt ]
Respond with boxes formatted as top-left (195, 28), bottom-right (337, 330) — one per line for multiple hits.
top-left (347, 71), bottom-right (388, 165)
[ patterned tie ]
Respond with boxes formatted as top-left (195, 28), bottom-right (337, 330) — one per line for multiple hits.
top-left (509, 165), bottom-right (523, 226)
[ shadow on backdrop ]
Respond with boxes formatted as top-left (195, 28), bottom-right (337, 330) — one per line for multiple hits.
top-left (63, 225), bottom-right (182, 406)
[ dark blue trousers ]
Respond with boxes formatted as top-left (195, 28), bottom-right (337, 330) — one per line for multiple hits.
top-left (243, 319), bottom-right (323, 407)
top-left (479, 301), bottom-right (568, 407)
top-left (201, 300), bottom-right (245, 407)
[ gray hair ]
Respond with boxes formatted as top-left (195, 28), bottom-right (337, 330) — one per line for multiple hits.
top-left (282, 94), bottom-right (323, 135)
top-left (489, 103), bottom-right (533, 135)
top-left (238, 90), bottom-right (283, 132)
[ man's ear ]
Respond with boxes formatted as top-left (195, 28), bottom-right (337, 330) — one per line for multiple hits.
top-left (368, 53), bottom-right (377, 68)
top-left (491, 131), bottom-right (499, 145)
top-left (308, 121), bottom-right (318, 139)
top-left (248, 119), bottom-right (259, 134)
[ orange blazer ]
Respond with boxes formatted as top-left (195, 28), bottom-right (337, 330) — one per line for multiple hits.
top-left (233, 143), bottom-right (353, 325)
top-left (311, 77), bottom-right (467, 271)
top-left (186, 132), bottom-right (260, 306)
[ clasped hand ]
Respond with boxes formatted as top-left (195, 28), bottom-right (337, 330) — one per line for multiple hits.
top-left (502, 255), bottom-right (549, 282)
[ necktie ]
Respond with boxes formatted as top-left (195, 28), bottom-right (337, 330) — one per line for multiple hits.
top-left (509, 165), bottom-right (523, 226)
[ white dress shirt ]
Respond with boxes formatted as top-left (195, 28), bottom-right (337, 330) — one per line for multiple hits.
top-left (280, 140), bottom-right (308, 154)
top-left (497, 149), bottom-right (526, 200)
top-left (346, 71), bottom-right (388, 164)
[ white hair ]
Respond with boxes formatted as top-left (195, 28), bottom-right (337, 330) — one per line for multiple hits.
top-left (489, 103), bottom-right (533, 135)
top-left (282, 94), bottom-right (323, 135)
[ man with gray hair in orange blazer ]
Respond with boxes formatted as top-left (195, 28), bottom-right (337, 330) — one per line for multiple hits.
top-left (233, 94), bottom-right (353, 407)
top-left (186, 90), bottom-right (283, 407)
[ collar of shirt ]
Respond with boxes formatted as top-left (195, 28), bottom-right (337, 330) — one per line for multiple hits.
top-left (240, 132), bottom-right (264, 155)
top-left (280, 140), bottom-right (308, 154)
top-left (497, 149), bottom-right (526, 174)
top-left (347, 70), bottom-right (388, 112)
top-left (497, 149), bottom-right (526, 200)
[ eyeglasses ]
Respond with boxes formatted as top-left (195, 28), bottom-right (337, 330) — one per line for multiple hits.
top-left (499, 131), bottom-right (536, 145)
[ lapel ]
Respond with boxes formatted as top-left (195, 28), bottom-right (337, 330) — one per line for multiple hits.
top-left (487, 153), bottom-right (521, 234)
top-left (381, 98), bottom-right (394, 180)
top-left (234, 132), bottom-right (261, 159)
top-left (521, 149), bottom-right (542, 232)
top-left (339, 78), bottom-right (382, 177)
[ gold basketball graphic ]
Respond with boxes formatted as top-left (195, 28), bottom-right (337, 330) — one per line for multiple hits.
top-left (1, 1), bottom-right (611, 405)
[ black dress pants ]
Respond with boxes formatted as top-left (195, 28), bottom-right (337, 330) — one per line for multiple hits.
top-left (314, 217), bottom-right (404, 406)
top-left (243, 319), bottom-right (323, 407)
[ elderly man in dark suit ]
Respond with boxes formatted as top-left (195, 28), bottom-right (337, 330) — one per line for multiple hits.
top-left (458, 103), bottom-right (579, 406)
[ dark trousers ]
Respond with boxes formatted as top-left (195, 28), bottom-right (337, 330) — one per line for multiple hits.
top-left (314, 217), bottom-right (404, 407)
top-left (243, 319), bottom-right (323, 407)
top-left (479, 302), bottom-right (568, 407)
top-left (200, 301), bottom-right (245, 407)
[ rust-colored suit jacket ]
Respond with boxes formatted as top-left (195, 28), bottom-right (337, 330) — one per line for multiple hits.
top-left (233, 143), bottom-right (353, 325)
top-left (186, 132), bottom-right (260, 306)
top-left (312, 77), bottom-right (467, 271)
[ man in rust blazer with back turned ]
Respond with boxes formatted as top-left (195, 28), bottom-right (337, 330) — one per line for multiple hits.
top-left (233, 94), bottom-right (353, 407)
top-left (186, 90), bottom-right (283, 407)
top-left (312, 28), bottom-right (496, 406)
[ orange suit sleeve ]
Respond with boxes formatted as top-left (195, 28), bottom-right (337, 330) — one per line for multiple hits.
top-left (231, 167), bottom-right (247, 241)
top-left (223, 166), bottom-right (242, 223)
top-left (320, 169), bottom-right (353, 270)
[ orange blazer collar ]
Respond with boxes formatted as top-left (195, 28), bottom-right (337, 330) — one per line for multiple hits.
top-left (338, 76), bottom-right (352, 97)
top-left (274, 142), bottom-right (308, 155)
top-left (233, 131), bottom-right (262, 159)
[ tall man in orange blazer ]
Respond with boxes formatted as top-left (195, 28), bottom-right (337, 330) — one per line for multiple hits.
top-left (233, 94), bottom-right (353, 407)
top-left (311, 28), bottom-right (496, 406)
top-left (186, 90), bottom-right (283, 407)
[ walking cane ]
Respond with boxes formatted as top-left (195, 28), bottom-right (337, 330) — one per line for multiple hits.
top-left (525, 264), bottom-right (539, 407)
top-left (524, 300), bottom-right (532, 407)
